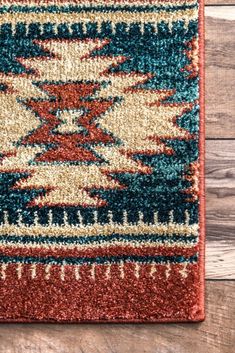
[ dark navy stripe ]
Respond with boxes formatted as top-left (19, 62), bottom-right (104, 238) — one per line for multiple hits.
top-left (0, 254), bottom-right (198, 265)
top-left (0, 4), bottom-right (197, 15)
top-left (0, 233), bottom-right (198, 246)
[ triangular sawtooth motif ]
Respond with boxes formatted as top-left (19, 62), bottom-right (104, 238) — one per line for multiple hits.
top-left (0, 39), bottom-right (195, 207)
top-left (22, 82), bottom-right (117, 164)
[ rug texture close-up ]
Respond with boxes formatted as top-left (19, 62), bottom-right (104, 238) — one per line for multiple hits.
top-left (0, 0), bottom-right (205, 323)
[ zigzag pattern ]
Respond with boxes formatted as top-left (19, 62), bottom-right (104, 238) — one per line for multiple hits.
top-left (0, 38), bottom-right (195, 207)
top-left (0, 0), bottom-right (204, 323)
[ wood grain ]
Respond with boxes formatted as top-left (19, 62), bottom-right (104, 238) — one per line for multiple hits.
top-left (0, 281), bottom-right (234, 353)
top-left (205, 8), bottom-right (235, 138)
top-left (206, 140), bottom-right (235, 239)
top-left (206, 1), bottom-right (235, 4)
top-left (206, 241), bottom-right (235, 278)
top-left (206, 6), bottom-right (235, 19)
top-left (205, 140), bottom-right (235, 279)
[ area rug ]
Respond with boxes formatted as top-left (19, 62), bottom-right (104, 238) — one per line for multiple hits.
top-left (0, 0), bottom-right (205, 323)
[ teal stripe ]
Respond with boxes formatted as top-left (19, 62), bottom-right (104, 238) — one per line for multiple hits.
top-left (0, 4), bottom-right (197, 15)
top-left (0, 254), bottom-right (198, 265)
top-left (0, 234), bottom-right (198, 246)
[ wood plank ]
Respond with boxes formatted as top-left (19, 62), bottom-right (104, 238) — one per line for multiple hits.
top-left (205, 8), bottom-right (235, 138)
top-left (206, 1), bottom-right (235, 4)
top-left (206, 6), bottom-right (235, 19)
top-left (206, 139), bottom-right (235, 239)
top-left (206, 140), bottom-right (235, 279)
top-left (0, 281), bottom-right (233, 353)
top-left (206, 200), bottom-right (235, 242)
top-left (206, 241), bottom-right (235, 278)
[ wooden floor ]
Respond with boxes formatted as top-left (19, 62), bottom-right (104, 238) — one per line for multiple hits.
top-left (0, 1), bottom-right (234, 352)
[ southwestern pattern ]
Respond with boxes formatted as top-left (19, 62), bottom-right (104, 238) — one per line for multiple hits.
top-left (0, 0), bottom-right (205, 322)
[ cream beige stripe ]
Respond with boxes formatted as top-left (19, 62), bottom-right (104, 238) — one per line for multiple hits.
top-left (0, 222), bottom-right (198, 237)
top-left (0, 8), bottom-right (198, 26)
top-left (1, 1), bottom-right (198, 8)
top-left (0, 239), bottom-right (198, 250)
